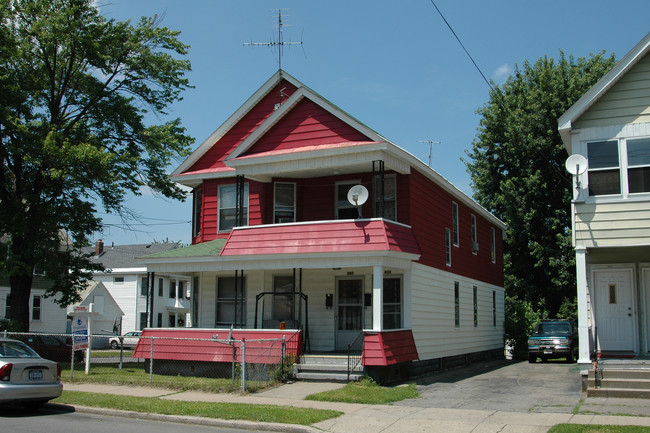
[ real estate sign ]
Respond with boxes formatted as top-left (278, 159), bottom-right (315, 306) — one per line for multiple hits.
top-left (72, 310), bottom-right (89, 350)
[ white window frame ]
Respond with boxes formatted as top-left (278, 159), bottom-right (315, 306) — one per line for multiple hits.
top-left (471, 214), bottom-right (478, 255)
top-left (383, 276), bottom-right (402, 330)
top-left (452, 202), bottom-right (459, 247)
top-left (193, 187), bottom-right (202, 237)
top-left (445, 228), bottom-right (452, 267)
top-left (274, 182), bottom-right (296, 223)
top-left (218, 183), bottom-right (249, 233)
top-left (491, 227), bottom-right (496, 264)
top-left (31, 295), bottom-right (41, 322)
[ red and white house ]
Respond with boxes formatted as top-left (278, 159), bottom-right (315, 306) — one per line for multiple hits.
top-left (139, 70), bottom-right (506, 381)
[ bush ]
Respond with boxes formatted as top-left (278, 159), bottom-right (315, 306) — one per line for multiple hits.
top-left (0, 318), bottom-right (22, 332)
top-left (505, 297), bottom-right (545, 360)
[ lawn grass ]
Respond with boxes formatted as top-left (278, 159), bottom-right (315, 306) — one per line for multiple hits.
top-left (62, 362), bottom-right (270, 393)
top-left (53, 391), bottom-right (342, 425)
top-left (306, 377), bottom-right (420, 404)
top-left (549, 425), bottom-right (650, 433)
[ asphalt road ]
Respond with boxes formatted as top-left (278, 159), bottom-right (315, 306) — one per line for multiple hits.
top-left (396, 359), bottom-right (583, 413)
top-left (0, 406), bottom-right (278, 433)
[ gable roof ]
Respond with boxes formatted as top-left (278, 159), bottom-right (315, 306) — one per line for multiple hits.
top-left (559, 32), bottom-right (650, 151)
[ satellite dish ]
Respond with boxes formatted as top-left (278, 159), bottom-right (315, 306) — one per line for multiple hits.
top-left (565, 154), bottom-right (588, 175)
top-left (347, 185), bottom-right (369, 206)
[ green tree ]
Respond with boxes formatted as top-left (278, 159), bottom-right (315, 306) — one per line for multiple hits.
top-left (0, 0), bottom-right (193, 330)
top-left (466, 52), bottom-right (615, 317)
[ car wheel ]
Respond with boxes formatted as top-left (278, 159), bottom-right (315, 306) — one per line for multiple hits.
top-left (566, 348), bottom-right (575, 364)
top-left (110, 340), bottom-right (119, 349)
top-left (528, 353), bottom-right (536, 363)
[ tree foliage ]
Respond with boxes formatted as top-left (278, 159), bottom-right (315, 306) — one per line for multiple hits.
top-left (0, 0), bottom-right (193, 330)
top-left (466, 52), bottom-right (616, 316)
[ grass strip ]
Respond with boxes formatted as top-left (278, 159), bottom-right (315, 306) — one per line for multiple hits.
top-left (62, 363), bottom-right (269, 393)
top-left (54, 391), bottom-right (342, 426)
top-left (306, 378), bottom-right (420, 404)
top-left (549, 425), bottom-right (650, 433)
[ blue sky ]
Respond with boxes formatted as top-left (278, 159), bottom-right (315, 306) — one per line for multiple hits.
top-left (94, 0), bottom-right (650, 246)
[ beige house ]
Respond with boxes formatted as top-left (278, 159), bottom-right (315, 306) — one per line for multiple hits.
top-left (559, 32), bottom-right (650, 384)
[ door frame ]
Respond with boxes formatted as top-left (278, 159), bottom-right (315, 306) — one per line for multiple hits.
top-left (641, 265), bottom-right (650, 354)
top-left (590, 265), bottom-right (638, 354)
top-left (334, 276), bottom-right (365, 351)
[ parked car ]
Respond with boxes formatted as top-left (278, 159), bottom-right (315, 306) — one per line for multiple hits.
top-left (18, 334), bottom-right (83, 363)
top-left (109, 331), bottom-right (141, 349)
top-left (528, 320), bottom-right (578, 363)
top-left (0, 337), bottom-right (63, 409)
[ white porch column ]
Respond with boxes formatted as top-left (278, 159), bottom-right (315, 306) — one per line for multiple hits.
top-left (576, 246), bottom-right (591, 371)
top-left (372, 265), bottom-right (383, 331)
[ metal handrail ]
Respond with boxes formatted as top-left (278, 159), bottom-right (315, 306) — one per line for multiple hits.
top-left (347, 330), bottom-right (364, 381)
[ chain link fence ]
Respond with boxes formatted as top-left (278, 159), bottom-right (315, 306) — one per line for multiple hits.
top-left (2, 331), bottom-right (296, 392)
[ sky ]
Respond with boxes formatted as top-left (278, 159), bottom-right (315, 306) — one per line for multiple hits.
top-left (93, 0), bottom-right (650, 246)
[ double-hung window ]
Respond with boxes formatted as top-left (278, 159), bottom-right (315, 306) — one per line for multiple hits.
top-left (451, 202), bottom-right (459, 247)
top-left (336, 181), bottom-right (360, 219)
top-left (193, 188), bottom-right (202, 237)
top-left (32, 296), bottom-right (41, 321)
top-left (383, 277), bottom-right (402, 330)
top-left (218, 183), bottom-right (249, 232)
top-left (627, 138), bottom-right (650, 193)
top-left (588, 140), bottom-right (620, 196)
top-left (274, 182), bottom-right (296, 223)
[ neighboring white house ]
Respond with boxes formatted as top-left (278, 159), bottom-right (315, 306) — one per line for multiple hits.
top-left (67, 280), bottom-right (124, 337)
top-left (83, 240), bottom-right (189, 333)
top-left (559, 32), bottom-right (650, 382)
top-left (0, 276), bottom-right (68, 333)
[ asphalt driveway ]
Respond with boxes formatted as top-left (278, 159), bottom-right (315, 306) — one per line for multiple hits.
top-left (396, 359), bottom-right (583, 414)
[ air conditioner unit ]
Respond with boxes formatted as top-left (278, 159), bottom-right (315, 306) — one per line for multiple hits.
top-left (472, 241), bottom-right (480, 253)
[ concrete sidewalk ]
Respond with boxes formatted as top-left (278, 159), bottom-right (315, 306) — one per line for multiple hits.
top-left (62, 381), bottom-right (650, 433)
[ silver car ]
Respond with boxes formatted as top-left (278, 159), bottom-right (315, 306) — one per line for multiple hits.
top-left (0, 337), bottom-right (63, 409)
top-left (109, 331), bottom-right (141, 349)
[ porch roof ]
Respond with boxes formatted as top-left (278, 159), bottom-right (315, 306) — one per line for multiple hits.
top-left (140, 219), bottom-right (421, 268)
top-left (221, 219), bottom-right (421, 256)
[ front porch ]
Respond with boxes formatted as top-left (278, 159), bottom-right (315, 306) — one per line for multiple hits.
top-left (587, 356), bottom-right (650, 398)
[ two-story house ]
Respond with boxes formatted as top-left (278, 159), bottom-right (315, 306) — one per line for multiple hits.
top-left (559, 32), bottom-right (650, 386)
top-left (140, 70), bottom-right (506, 380)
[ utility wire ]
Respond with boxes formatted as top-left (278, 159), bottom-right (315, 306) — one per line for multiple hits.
top-left (428, 0), bottom-right (494, 93)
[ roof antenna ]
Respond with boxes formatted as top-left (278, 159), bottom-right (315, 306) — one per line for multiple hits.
top-left (243, 9), bottom-right (303, 72)
top-left (417, 140), bottom-right (441, 167)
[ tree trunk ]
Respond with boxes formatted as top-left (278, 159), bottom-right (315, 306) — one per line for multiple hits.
top-left (8, 273), bottom-right (33, 332)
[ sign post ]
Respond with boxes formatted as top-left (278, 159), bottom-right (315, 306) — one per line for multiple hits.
top-left (72, 304), bottom-right (94, 375)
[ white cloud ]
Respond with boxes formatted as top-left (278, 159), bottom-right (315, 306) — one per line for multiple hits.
top-left (492, 64), bottom-right (513, 83)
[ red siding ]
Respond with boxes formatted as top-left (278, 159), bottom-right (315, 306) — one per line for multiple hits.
top-left (362, 330), bottom-right (419, 366)
top-left (409, 169), bottom-right (503, 286)
top-left (192, 178), bottom-right (266, 244)
top-left (220, 220), bottom-right (420, 256)
top-left (182, 80), bottom-right (299, 175)
top-left (133, 328), bottom-right (302, 364)
top-left (243, 99), bottom-right (372, 156)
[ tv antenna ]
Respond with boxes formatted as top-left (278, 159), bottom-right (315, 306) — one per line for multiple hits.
top-left (417, 140), bottom-right (441, 167)
top-left (243, 9), bottom-right (304, 71)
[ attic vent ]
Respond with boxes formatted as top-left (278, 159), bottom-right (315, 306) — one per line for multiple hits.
top-left (274, 102), bottom-right (282, 111)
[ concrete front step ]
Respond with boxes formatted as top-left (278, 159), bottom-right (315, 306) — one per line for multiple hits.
top-left (586, 368), bottom-right (650, 398)
top-left (295, 354), bottom-right (364, 382)
top-left (587, 388), bottom-right (650, 398)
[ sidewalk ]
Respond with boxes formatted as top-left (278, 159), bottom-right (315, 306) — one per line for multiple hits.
top-left (62, 381), bottom-right (650, 433)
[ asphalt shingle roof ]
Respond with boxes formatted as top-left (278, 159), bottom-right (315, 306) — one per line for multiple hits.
top-left (82, 242), bottom-right (180, 269)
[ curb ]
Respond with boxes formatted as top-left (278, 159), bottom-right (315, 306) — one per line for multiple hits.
top-left (47, 403), bottom-right (323, 433)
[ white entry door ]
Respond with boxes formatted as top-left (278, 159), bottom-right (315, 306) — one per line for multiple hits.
top-left (593, 268), bottom-right (636, 352)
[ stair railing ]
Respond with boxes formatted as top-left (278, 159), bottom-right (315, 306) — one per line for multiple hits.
top-left (347, 330), bottom-right (364, 381)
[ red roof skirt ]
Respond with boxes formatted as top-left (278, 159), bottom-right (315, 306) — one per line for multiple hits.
top-left (220, 219), bottom-right (421, 257)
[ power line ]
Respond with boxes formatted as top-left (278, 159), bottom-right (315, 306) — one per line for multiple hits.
top-left (427, 0), bottom-right (494, 93)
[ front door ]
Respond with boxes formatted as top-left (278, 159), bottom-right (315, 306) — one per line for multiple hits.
top-left (335, 278), bottom-right (363, 351)
top-left (593, 268), bottom-right (636, 353)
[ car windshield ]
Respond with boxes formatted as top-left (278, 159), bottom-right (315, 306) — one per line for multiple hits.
top-left (534, 323), bottom-right (570, 335)
top-left (0, 341), bottom-right (40, 358)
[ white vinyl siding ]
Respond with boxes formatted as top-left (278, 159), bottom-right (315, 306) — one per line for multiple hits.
top-left (575, 54), bottom-right (650, 129)
top-left (574, 199), bottom-right (650, 247)
top-left (410, 263), bottom-right (505, 361)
